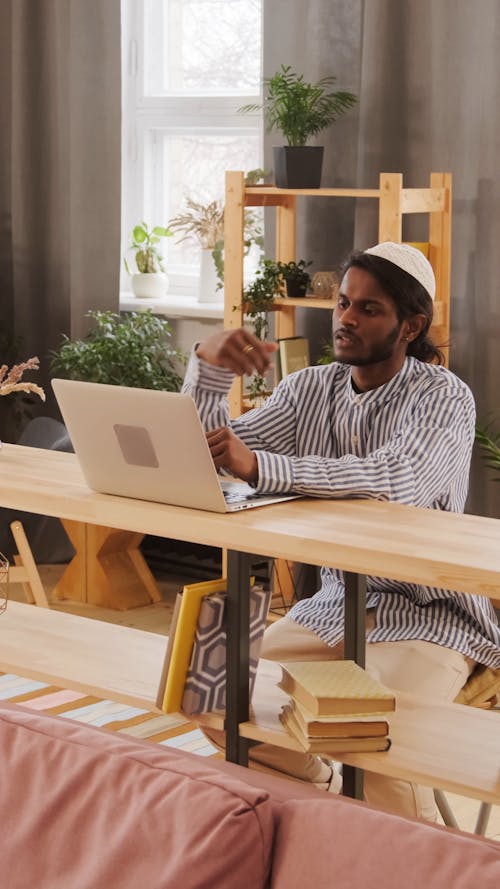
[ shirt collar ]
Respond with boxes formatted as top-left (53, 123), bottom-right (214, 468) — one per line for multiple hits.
top-left (347, 357), bottom-right (414, 405)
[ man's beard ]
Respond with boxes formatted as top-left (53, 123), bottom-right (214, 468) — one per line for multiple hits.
top-left (335, 322), bottom-right (402, 367)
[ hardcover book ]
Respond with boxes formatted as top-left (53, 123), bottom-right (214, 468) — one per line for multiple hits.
top-left (155, 591), bottom-right (183, 708)
top-left (278, 660), bottom-right (396, 717)
top-left (159, 578), bottom-right (227, 713)
top-left (159, 577), bottom-right (271, 715)
top-left (277, 336), bottom-right (310, 379)
top-left (282, 699), bottom-right (389, 739)
top-left (279, 706), bottom-right (391, 754)
top-left (181, 584), bottom-right (271, 715)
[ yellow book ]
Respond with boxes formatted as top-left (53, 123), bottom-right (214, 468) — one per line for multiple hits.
top-left (284, 699), bottom-right (389, 739)
top-left (278, 660), bottom-right (396, 717)
top-left (160, 578), bottom-right (226, 713)
top-left (279, 706), bottom-right (391, 754)
top-left (155, 591), bottom-right (183, 709)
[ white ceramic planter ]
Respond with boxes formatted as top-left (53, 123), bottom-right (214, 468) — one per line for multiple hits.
top-left (198, 249), bottom-right (222, 303)
top-left (131, 272), bottom-right (168, 299)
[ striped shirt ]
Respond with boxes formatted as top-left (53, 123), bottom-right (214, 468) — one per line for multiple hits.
top-left (182, 351), bottom-right (500, 668)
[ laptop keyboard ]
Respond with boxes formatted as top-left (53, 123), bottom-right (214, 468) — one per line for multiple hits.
top-left (221, 481), bottom-right (262, 503)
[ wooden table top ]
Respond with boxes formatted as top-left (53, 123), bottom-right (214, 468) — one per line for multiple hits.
top-left (1, 444), bottom-right (499, 598)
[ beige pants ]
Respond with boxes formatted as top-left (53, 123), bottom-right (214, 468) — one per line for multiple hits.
top-left (251, 615), bottom-right (475, 821)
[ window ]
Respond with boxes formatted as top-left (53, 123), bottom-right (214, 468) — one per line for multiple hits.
top-left (121, 0), bottom-right (263, 302)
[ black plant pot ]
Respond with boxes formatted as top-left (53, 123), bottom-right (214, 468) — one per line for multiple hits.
top-left (285, 276), bottom-right (310, 297)
top-left (273, 146), bottom-right (324, 189)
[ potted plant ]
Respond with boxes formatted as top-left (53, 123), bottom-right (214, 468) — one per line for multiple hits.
top-left (50, 310), bottom-right (185, 392)
top-left (240, 65), bottom-right (357, 188)
top-left (316, 340), bottom-right (335, 365)
top-left (124, 223), bottom-right (173, 299)
top-left (168, 198), bottom-right (225, 303)
top-left (168, 171), bottom-right (265, 303)
top-left (275, 260), bottom-right (312, 297)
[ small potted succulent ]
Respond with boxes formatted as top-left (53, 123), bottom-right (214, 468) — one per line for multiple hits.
top-left (275, 260), bottom-right (312, 297)
top-left (240, 65), bottom-right (357, 188)
top-left (124, 223), bottom-right (173, 299)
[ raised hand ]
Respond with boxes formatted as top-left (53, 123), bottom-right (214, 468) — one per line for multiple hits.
top-left (196, 328), bottom-right (277, 377)
top-left (206, 426), bottom-right (259, 483)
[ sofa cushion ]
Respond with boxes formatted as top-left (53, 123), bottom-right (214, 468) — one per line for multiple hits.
top-left (0, 704), bottom-right (273, 889)
top-left (271, 798), bottom-right (500, 889)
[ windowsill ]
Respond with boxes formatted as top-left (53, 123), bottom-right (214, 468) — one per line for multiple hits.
top-left (119, 292), bottom-right (224, 320)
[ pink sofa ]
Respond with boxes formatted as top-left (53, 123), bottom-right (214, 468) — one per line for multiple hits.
top-left (1, 702), bottom-right (498, 889)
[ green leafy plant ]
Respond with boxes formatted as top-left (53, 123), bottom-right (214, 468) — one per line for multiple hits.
top-left (124, 223), bottom-right (173, 274)
top-left (238, 260), bottom-right (283, 401)
top-left (316, 340), bottom-right (336, 365)
top-left (476, 416), bottom-right (500, 481)
top-left (240, 65), bottom-right (357, 147)
top-left (50, 310), bottom-right (185, 392)
top-left (243, 260), bottom-right (282, 340)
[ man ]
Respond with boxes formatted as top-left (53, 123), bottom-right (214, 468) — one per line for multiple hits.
top-left (182, 242), bottom-right (500, 820)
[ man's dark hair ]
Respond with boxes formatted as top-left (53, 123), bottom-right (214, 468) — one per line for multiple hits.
top-left (341, 252), bottom-right (445, 365)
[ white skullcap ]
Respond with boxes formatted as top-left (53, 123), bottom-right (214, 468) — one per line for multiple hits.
top-left (364, 242), bottom-right (436, 300)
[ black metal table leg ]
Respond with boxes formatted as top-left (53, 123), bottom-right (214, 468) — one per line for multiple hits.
top-left (342, 571), bottom-right (367, 800)
top-left (225, 549), bottom-right (253, 765)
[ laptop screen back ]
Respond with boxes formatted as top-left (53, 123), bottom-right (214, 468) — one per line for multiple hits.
top-left (51, 379), bottom-right (227, 512)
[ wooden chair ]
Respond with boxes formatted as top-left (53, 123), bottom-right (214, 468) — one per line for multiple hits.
top-left (2, 520), bottom-right (49, 608)
top-left (434, 664), bottom-right (500, 834)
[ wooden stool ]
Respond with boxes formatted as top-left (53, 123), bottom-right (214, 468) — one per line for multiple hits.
top-left (51, 520), bottom-right (162, 610)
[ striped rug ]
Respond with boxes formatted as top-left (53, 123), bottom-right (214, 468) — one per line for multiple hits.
top-left (0, 672), bottom-right (218, 757)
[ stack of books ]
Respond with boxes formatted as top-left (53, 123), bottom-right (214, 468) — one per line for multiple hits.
top-left (278, 660), bottom-right (396, 753)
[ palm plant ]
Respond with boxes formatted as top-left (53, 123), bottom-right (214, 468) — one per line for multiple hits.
top-left (476, 416), bottom-right (500, 481)
top-left (240, 65), bottom-right (357, 146)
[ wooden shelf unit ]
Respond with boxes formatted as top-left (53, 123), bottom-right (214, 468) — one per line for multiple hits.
top-left (224, 171), bottom-right (452, 417)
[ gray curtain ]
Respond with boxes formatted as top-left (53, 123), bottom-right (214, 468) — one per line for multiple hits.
top-left (264, 0), bottom-right (500, 518)
top-left (0, 0), bottom-right (121, 440)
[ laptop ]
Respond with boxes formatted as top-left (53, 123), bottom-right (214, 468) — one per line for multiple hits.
top-left (51, 378), bottom-right (302, 513)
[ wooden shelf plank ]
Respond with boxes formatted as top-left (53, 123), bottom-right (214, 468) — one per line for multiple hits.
top-left (401, 188), bottom-right (446, 213)
top-left (273, 295), bottom-right (337, 309)
top-left (245, 186), bottom-right (381, 200)
top-left (200, 660), bottom-right (500, 806)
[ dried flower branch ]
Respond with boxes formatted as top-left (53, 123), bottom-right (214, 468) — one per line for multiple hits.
top-left (0, 357), bottom-right (45, 401)
top-left (168, 198), bottom-right (225, 250)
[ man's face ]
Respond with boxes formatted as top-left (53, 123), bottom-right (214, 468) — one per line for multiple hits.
top-left (332, 266), bottom-right (407, 367)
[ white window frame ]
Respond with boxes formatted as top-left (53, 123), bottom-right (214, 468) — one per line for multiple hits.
top-left (120, 0), bottom-right (262, 317)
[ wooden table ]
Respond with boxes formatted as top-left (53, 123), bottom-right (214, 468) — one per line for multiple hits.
top-left (1, 444), bottom-right (499, 800)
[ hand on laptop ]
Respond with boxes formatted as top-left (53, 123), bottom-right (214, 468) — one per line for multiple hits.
top-left (196, 328), bottom-right (277, 376)
top-left (206, 426), bottom-right (258, 484)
